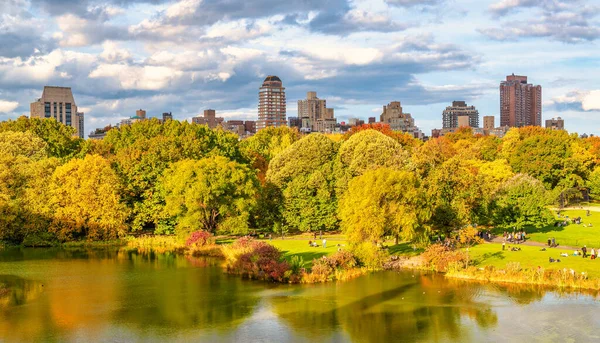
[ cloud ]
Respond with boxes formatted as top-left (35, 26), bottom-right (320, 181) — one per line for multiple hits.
top-left (385, 0), bottom-right (444, 7)
top-left (308, 9), bottom-right (408, 35)
top-left (0, 100), bottom-right (19, 113)
top-left (0, 1), bottom-right (58, 58)
top-left (547, 90), bottom-right (600, 112)
top-left (481, 0), bottom-right (600, 43)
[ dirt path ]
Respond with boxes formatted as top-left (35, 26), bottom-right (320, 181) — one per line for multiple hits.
top-left (488, 236), bottom-right (578, 251)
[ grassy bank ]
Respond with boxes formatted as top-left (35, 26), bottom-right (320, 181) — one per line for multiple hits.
top-left (526, 209), bottom-right (600, 248)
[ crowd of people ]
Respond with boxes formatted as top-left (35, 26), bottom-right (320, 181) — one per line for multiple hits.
top-left (502, 231), bottom-right (526, 243)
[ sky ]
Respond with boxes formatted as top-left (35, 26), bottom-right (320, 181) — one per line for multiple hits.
top-left (0, 0), bottom-right (599, 136)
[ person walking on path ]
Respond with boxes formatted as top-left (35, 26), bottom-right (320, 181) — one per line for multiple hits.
top-left (322, 239), bottom-right (327, 248)
top-left (582, 245), bottom-right (588, 258)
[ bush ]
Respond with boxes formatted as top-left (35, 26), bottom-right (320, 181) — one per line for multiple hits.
top-left (22, 232), bottom-right (59, 247)
top-left (223, 237), bottom-right (291, 282)
top-left (303, 250), bottom-right (361, 283)
top-left (185, 230), bottom-right (214, 248)
top-left (350, 242), bottom-right (388, 269)
top-left (421, 244), bottom-right (467, 272)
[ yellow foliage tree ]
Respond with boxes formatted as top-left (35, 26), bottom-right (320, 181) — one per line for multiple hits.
top-left (49, 155), bottom-right (128, 241)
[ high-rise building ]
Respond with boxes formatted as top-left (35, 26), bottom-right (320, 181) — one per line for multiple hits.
top-left (136, 109), bottom-right (147, 119)
top-left (30, 86), bottom-right (84, 138)
top-left (442, 101), bottom-right (479, 128)
top-left (380, 101), bottom-right (417, 133)
top-left (500, 74), bottom-right (542, 127)
top-left (483, 116), bottom-right (495, 130)
top-left (545, 117), bottom-right (565, 130)
top-left (368, 117), bottom-right (376, 124)
top-left (162, 112), bottom-right (173, 121)
top-left (192, 109), bottom-right (223, 129)
top-left (297, 91), bottom-right (337, 133)
top-left (257, 76), bottom-right (286, 131)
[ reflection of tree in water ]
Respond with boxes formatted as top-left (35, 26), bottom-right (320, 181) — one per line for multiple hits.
top-left (114, 251), bottom-right (261, 333)
top-left (0, 274), bottom-right (44, 308)
top-left (271, 271), bottom-right (499, 342)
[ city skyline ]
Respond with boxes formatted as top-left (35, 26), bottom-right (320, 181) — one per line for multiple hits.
top-left (0, 0), bottom-right (598, 135)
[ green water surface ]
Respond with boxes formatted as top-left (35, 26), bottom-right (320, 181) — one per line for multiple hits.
top-left (0, 247), bottom-right (598, 342)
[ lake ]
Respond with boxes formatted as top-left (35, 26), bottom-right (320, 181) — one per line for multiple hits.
top-left (1, 247), bottom-right (599, 342)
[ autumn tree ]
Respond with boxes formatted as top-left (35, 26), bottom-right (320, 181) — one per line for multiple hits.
top-left (339, 168), bottom-right (427, 244)
top-left (0, 117), bottom-right (82, 158)
top-left (335, 129), bottom-right (409, 193)
top-left (49, 155), bottom-right (128, 241)
top-left (162, 156), bottom-right (258, 235)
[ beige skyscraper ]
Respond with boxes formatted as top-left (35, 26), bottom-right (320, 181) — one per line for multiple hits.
top-left (380, 101), bottom-right (416, 133)
top-left (483, 116), bottom-right (495, 130)
top-left (257, 76), bottom-right (286, 131)
top-left (297, 91), bottom-right (337, 132)
top-left (500, 74), bottom-right (542, 127)
top-left (30, 86), bottom-right (84, 138)
top-left (442, 101), bottom-right (479, 128)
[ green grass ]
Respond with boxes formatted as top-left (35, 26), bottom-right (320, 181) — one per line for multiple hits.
top-left (268, 238), bottom-right (346, 266)
top-left (468, 243), bottom-right (600, 279)
top-left (526, 209), bottom-right (600, 247)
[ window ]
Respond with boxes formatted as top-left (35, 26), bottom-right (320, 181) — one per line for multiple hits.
top-left (44, 102), bottom-right (51, 118)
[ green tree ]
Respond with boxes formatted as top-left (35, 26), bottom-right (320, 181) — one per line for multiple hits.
top-left (335, 129), bottom-right (409, 193)
top-left (339, 168), bottom-right (427, 244)
top-left (267, 134), bottom-right (338, 232)
top-left (162, 156), bottom-right (258, 235)
top-left (0, 117), bottom-right (82, 158)
top-left (49, 155), bottom-right (128, 241)
top-left (492, 174), bottom-right (554, 230)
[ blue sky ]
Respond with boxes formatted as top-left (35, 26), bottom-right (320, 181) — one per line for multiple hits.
top-left (0, 0), bottom-right (599, 135)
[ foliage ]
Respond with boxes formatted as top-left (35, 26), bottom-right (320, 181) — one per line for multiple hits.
top-left (267, 134), bottom-right (339, 232)
top-left (492, 174), bottom-right (554, 230)
top-left (343, 123), bottom-right (422, 150)
top-left (48, 155), bottom-right (128, 241)
top-left (0, 117), bottom-right (82, 158)
top-left (223, 237), bottom-right (291, 282)
top-left (185, 230), bottom-right (215, 248)
top-left (350, 242), bottom-right (389, 269)
top-left (304, 250), bottom-right (360, 282)
top-left (336, 129), bottom-right (409, 193)
top-left (339, 168), bottom-right (427, 244)
top-left (162, 156), bottom-right (258, 235)
top-left (421, 244), bottom-right (467, 272)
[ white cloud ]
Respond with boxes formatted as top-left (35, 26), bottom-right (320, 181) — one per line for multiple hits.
top-left (0, 100), bottom-right (18, 113)
top-left (88, 64), bottom-right (184, 91)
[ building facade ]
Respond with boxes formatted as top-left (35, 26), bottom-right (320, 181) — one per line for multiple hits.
top-left (257, 76), bottom-right (286, 131)
top-left (297, 91), bottom-right (337, 133)
top-left (500, 74), bottom-right (542, 127)
top-left (483, 116), bottom-right (495, 130)
top-left (30, 86), bottom-right (84, 138)
top-left (442, 101), bottom-right (479, 128)
top-left (380, 101), bottom-right (417, 133)
top-left (192, 109), bottom-right (223, 129)
top-left (162, 112), bottom-right (172, 121)
top-left (545, 117), bottom-right (565, 130)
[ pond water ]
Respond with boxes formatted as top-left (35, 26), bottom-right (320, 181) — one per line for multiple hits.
top-left (1, 247), bottom-right (599, 342)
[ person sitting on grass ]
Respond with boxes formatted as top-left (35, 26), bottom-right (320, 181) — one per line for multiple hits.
top-left (561, 253), bottom-right (568, 257)
top-left (592, 248), bottom-right (596, 260)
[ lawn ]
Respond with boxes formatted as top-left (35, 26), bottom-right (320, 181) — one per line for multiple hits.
top-left (267, 236), bottom-right (420, 267)
top-left (267, 238), bottom-right (346, 266)
top-left (468, 243), bottom-right (600, 279)
top-left (526, 209), bottom-right (600, 248)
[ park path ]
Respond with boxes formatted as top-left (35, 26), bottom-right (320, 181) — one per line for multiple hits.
top-left (488, 236), bottom-right (578, 251)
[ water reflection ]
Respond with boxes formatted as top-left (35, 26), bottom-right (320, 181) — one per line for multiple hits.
top-left (0, 247), bottom-right (599, 342)
top-left (270, 272), bottom-right (498, 342)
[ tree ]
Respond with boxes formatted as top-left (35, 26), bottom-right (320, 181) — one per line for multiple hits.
top-left (343, 123), bottom-right (422, 150)
top-left (335, 129), bottom-right (409, 193)
top-left (49, 155), bottom-right (128, 241)
top-left (162, 156), bottom-right (258, 235)
top-left (339, 168), bottom-right (427, 245)
top-left (411, 137), bottom-right (456, 178)
top-left (588, 166), bottom-right (600, 200)
top-left (0, 131), bottom-right (48, 160)
top-left (105, 119), bottom-right (246, 232)
top-left (0, 117), bottom-right (82, 158)
top-left (267, 134), bottom-right (338, 232)
top-left (492, 174), bottom-right (554, 230)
